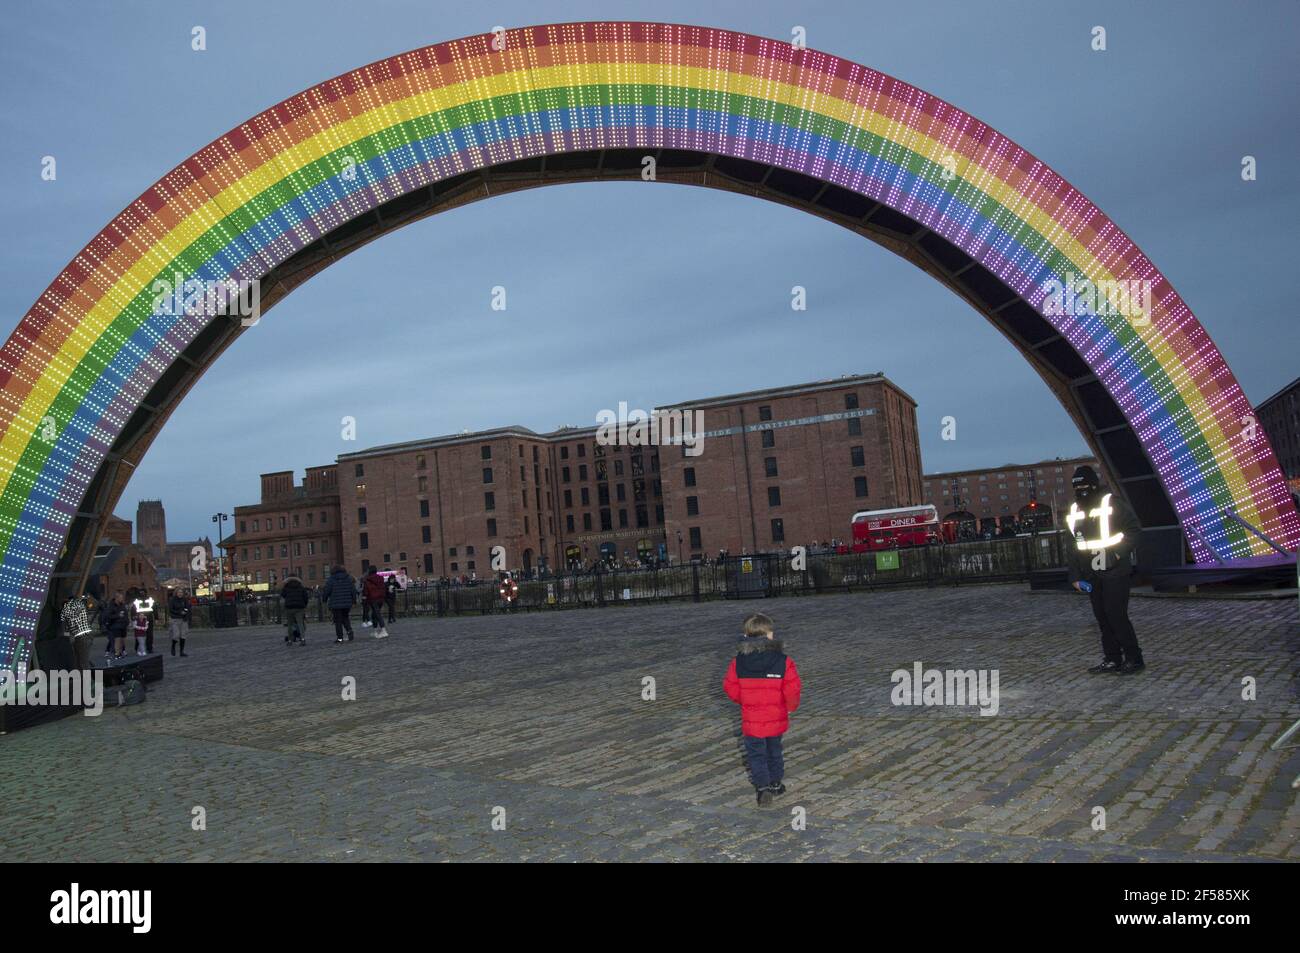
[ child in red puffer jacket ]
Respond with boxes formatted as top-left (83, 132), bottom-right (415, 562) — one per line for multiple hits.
top-left (723, 613), bottom-right (802, 807)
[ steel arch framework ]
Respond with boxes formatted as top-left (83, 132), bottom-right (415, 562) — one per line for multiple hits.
top-left (1, 22), bottom-right (1296, 673)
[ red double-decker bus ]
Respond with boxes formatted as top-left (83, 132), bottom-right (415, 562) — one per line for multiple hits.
top-left (839, 504), bottom-right (941, 552)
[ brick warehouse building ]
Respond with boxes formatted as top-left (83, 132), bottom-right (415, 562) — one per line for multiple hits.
top-left (922, 454), bottom-right (1100, 533)
top-left (335, 374), bottom-right (923, 577)
top-left (1255, 376), bottom-right (1299, 481)
top-left (228, 465), bottom-right (344, 586)
top-left (658, 375), bottom-right (922, 558)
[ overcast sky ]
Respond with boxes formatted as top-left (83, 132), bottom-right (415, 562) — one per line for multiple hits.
top-left (1, 0), bottom-right (1296, 544)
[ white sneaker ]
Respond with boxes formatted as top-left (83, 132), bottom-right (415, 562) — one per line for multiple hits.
top-left (362, 621), bottom-right (372, 628)
top-left (374, 628), bottom-right (389, 639)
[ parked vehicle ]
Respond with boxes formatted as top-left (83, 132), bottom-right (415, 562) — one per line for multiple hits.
top-left (838, 504), bottom-right (941, 553)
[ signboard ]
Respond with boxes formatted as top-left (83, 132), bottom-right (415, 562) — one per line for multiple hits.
top-left (875, 550), bottom-right (900, 571)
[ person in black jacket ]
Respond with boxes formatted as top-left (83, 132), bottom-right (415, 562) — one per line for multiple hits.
top-left (319, 565), bottom-right (356, 643)
top-left (166, 587), bottom-right (191, 657)
top-left (280, 574), bottom-right (310, 645)
top-left (1065, 465), bottom-right (1145, 674)
top-left (100, 591), bottom-right (128, 659)
top-left (383, 568), bottom-right (404, 625)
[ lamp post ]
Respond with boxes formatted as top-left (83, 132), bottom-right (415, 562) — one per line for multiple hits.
top-left (211, 512), bottom-right (228, 595)
top-left (676, 529), bottom-right (683, 565)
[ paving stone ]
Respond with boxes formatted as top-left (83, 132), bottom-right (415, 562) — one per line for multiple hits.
top-left (2, 586), bottom-right (1296, 861)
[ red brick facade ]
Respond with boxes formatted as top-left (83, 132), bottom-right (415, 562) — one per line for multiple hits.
top-left (922, 454), bottom-right (1099, 531)
top-left (228, 465), bottom-right (343, 586)
top-left (658, 375), bottom-right (922, 557)
top-left (335, 375), bottom-right (922, 575)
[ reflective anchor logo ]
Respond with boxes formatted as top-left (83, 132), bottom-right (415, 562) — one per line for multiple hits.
top-left (1066, 493), bottom-right (1124, 551)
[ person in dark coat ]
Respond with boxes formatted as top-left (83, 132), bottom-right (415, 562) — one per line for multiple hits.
top-left (383, 568), bottom-right (405, 624)
top-left (280, 574), bottom-right (310, 645)
top-left (362, 567), bottom-right (389, 639)
top-left (1066, 465), bottom-right (1145, 674)
top-left (100, 591), bottom-right (128, 659)
top-left (166, 587), bottom-right (191, 657)
top-left (722, 613), bottom-right (803, 807)
top-left (319, 565), bottom-right (356, 643)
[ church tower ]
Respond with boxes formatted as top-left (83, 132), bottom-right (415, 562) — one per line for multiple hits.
top-left (136, 499), bottom-right (167, 562)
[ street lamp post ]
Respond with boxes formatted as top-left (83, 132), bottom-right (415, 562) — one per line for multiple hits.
top-left (676, 529), bottom-right (683, 565)
top-left (211, 512), bottom-right (228, 595)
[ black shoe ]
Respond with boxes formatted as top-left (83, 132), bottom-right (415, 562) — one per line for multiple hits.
top-left (1088, 659), bottom-right (1123, 674)
top-left (1118, 659), bottom-right (1146, 675)
top-left (769, 782), bottom-right (787, 796)
top-left (347, 635), bottom-right (354, 642)
top-left (756, 788), bottom-right (774, 807)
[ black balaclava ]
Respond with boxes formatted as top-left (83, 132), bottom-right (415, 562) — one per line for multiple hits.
top-left (1071, 465), bottom-right (1100, 503)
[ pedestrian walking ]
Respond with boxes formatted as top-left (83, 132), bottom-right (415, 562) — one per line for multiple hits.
top-left (362, 566), bottom-right (389, 639)
top-left (167, 587), bottom-right (191, 657)
top-left (280, 573), bottom-right (309, 645)
top-left (320, 565), bottom-right (357, 643)
top-left (384, 567), bottom-right (407, 625)
top-left (722, 612), bottom-right (802, 807)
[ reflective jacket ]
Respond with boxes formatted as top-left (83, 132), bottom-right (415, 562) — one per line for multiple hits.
top-left (723, 637), bottom-right (802, 738)
top-left (1065, 489), bottom-right (1142, 582)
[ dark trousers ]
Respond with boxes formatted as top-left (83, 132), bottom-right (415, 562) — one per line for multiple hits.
top-left (743, 734), bottom-right (785, 790)
top-left (331, 607), bottom-right (353, 640)
top-left (361, 600), bottom-right (370, 624)
top-left (368, 600), bottom-right (386, 628)
top-left (385, 596), bottom-right (396, 623)
top-left (1088, 572), bottom-right (1142, 663)
top-left (145, 619), bottom-right (154, 654)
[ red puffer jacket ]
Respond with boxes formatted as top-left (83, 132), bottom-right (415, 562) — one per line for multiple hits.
top-left (362, 573), bottom-right (387, 602)
top-left (723, 637), bottom-right (802, 737)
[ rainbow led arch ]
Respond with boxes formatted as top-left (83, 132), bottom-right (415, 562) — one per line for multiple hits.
top-left (0, 22), bottom-right (1296, 671)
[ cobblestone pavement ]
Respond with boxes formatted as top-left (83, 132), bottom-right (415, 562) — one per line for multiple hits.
top-left (2, 585), bottom-right (1297, 862)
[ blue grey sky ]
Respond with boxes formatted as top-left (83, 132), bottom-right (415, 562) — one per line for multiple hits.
top-left (1, 1), bottom-right (1297, 544)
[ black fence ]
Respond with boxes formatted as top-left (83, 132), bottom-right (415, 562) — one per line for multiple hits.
top-left (178, 533), bottom-right (1071, 628)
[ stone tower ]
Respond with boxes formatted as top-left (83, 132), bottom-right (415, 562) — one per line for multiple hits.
top-left (136, 499), bottom-right (167, 562)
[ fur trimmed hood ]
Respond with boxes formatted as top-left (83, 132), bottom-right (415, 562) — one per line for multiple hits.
top-left (737, 636), bottom-right (783, 654)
